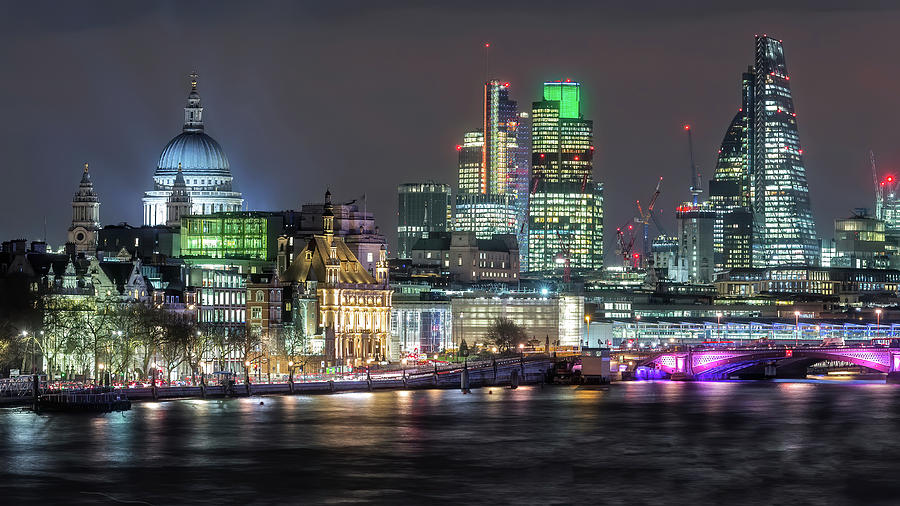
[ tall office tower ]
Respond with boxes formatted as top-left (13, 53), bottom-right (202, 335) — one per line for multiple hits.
top-left (455, 80), bottom-right (521, 240)
top-left (396, 182), bottom-right (452, 259)
top-left (710, 36), bottom-right (818, 269)
top-left (710, 68), bottom-right (755, 269)
top-left (752, 35), bottom-right (818, 266)
top-left (513, 111), bottom-right (531, 270)
top-left (528, 81), bottom-right (603, 273)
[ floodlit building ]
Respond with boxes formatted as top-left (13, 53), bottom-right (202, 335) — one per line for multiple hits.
top-left (282, 197), bottom-right (386, 277)
top-left (180, 212), bottom-right (283, 261)
top-left (455, 80), bottom-right (524, 240)
top-left (396, 182), bottom-right (452, 259)
top-left (528, 81), bottom-right (603, 273)
top-left (409, 231), bottom-right (519, 286)
top-left (280, 191), bottom-right (392, 366)
top-left (142, 73), bottom-right (243, 226)
top-left (709, 36), bottom-right (818, 268)
top-left (67, 163), bottom-right (101, 255)
top-left (832, 210), bottom-right (886, 268)
top-left (390, 293), bottom-right (452, 360)
top-left (450, 292), bottom-right (585, 348)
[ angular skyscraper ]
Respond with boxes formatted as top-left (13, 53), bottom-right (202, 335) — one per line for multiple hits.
top-left (710, 36), bottom-right (818, 269)
top-left (752, 35), bottom-right (818, 266)
top-left (709, 68), bottom-right (755, 270)
top-left (528, 81), bottom-right (603, 273)
top-left (396, 182), bottom-right (452, 259)
top-left (455, 81), bottom-right (522, 240)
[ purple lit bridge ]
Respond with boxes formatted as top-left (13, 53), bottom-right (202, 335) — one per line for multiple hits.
top-left (636, 347), bottom-right (900, 381)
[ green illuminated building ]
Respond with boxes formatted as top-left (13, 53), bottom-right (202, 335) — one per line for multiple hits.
top-left (528, 81), bottom-right (603, 273)
top-left (180, 212), bottom-right (283, 261)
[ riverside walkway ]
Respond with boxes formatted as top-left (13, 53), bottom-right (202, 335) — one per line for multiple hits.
top-left (2, 356), bottom-right (555, 406)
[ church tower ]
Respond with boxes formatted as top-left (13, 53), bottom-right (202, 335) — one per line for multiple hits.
top-left (166, 164), bottom-right (192, 228)
top-left (68, 163), bottom-right (100, 255)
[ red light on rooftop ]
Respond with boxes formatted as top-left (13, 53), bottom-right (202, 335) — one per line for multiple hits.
top-left (627, 225), bottom-right (633, 230)
top-left (455, 145), bottom-right (462, 151)
top-left (565, 78), bottom-right (571, 82)
top-left (503, 82), bottom-right (510, 87)
top-left (683, 124), bottom-right (691, 131)
top-left (888, 176), bottom-right (895, 183)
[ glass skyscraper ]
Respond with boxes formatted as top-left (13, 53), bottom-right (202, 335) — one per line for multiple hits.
top-left (710, 36), bottom-right (818, 269)
top-left (396, 182), bottom-right (452, 259)
top-left (455, 80), bottom-right (523, 240)
top-left (752, 35), bottom-right (818, 266)
top-left (528, 81), bottom-right (603, 273)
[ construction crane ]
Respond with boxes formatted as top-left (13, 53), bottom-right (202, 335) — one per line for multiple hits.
top-left (871, 150), bottom-right (883, 220)
top-left (555, 232), bottom-right (571, 283)
top-left (635, 177), bottom-right (664, 266)
top-left (615, 223), bottom-right (637, 269)
top-left (684, 124), bottom-right (702, 204)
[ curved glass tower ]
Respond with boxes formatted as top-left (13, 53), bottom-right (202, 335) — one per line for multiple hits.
top-left (752, 35), bottom-right (818, 266)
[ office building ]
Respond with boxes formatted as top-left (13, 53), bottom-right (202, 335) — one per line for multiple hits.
top-left (396, 182), bottom-right (451, 259)
top-left (454, 80), bottom-right (523, 240)
top-left (528, 81), bottom-right (603, 273)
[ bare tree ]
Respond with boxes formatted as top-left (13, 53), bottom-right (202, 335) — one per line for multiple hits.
top-left (486, 317), bottom-right (528, 355)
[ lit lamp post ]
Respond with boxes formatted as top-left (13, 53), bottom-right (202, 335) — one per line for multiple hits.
top-left (518, 343), bottom-right (525, 360)
top-left (794, 310), bottom-right (801, 347)
top-left (288, 360), bottom-right (294, 384)
top-left (876, 308), bottom-right (883, 341)
top-left (584, 314), bottom-right (591, 349)
top-left (98, 363), bottom-right (105, 388)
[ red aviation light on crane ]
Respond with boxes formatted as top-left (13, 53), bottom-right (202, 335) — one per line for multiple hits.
top-left (503, 82), bottom-right (510, 87)
top-left (455, 145), bottom-right (462, 151)
top-left (627, 225), bottom-right (633, 230)
top-left (888, 176), bottom-right (895, 183)
top-left (683, 124), bottom-right (691, 131)
top-left (484, 42), bottom-right (490, 48)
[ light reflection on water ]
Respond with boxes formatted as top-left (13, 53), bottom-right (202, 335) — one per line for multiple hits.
top-left (2, 382), bottom-right (900, 505)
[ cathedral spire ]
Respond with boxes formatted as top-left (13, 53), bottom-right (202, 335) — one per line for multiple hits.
top-left (183, 71), bottom-right (204, 133)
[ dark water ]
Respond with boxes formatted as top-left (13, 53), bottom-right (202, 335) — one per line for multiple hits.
top-left (3, 381), bottom-right (900, 505)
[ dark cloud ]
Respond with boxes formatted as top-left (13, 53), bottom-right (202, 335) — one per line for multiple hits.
top-left (1, 1), bottom-right (899, 260)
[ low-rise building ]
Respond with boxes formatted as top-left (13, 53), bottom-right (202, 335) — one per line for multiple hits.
top-left (410, 231), bottom-right (519, 286)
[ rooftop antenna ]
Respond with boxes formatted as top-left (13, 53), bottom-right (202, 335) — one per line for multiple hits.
top-left (684, 124), bottom-right (702, 205)
top-left (484, 42), bottom-right (490, 81)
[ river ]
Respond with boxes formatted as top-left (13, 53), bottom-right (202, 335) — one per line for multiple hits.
top-left (2, 380), bottom-right (900, 505)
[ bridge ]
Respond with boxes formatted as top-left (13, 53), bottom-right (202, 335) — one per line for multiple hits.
top-left (635, 346), bottom-right (900, 381)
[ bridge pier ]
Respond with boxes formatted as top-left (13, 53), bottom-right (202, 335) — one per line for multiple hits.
top-left (887, 372), bottom-right (900, 384)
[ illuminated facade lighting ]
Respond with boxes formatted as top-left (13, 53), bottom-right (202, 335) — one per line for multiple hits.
top-left (528, 81), bottom-right (603, 273)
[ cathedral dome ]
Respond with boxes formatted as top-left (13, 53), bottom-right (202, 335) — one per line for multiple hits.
top-left (155, 131), bottom-right (230, 178)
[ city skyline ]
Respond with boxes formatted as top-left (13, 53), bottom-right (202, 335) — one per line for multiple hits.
top-left (3, 3), bottom-right (900, 259)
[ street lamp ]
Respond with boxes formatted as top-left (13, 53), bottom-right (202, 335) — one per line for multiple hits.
top-left (288, 360), bottom-right (294, 384)
top-left (876, 308), bottom-right (883, 340)
top-left (518, 342), bottom-right (525, 359)
top-left (794, 310), bottom-right (801, 347)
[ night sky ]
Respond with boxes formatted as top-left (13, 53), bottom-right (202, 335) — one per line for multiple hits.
top-left (2, 1), bottom-right (899, 260)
